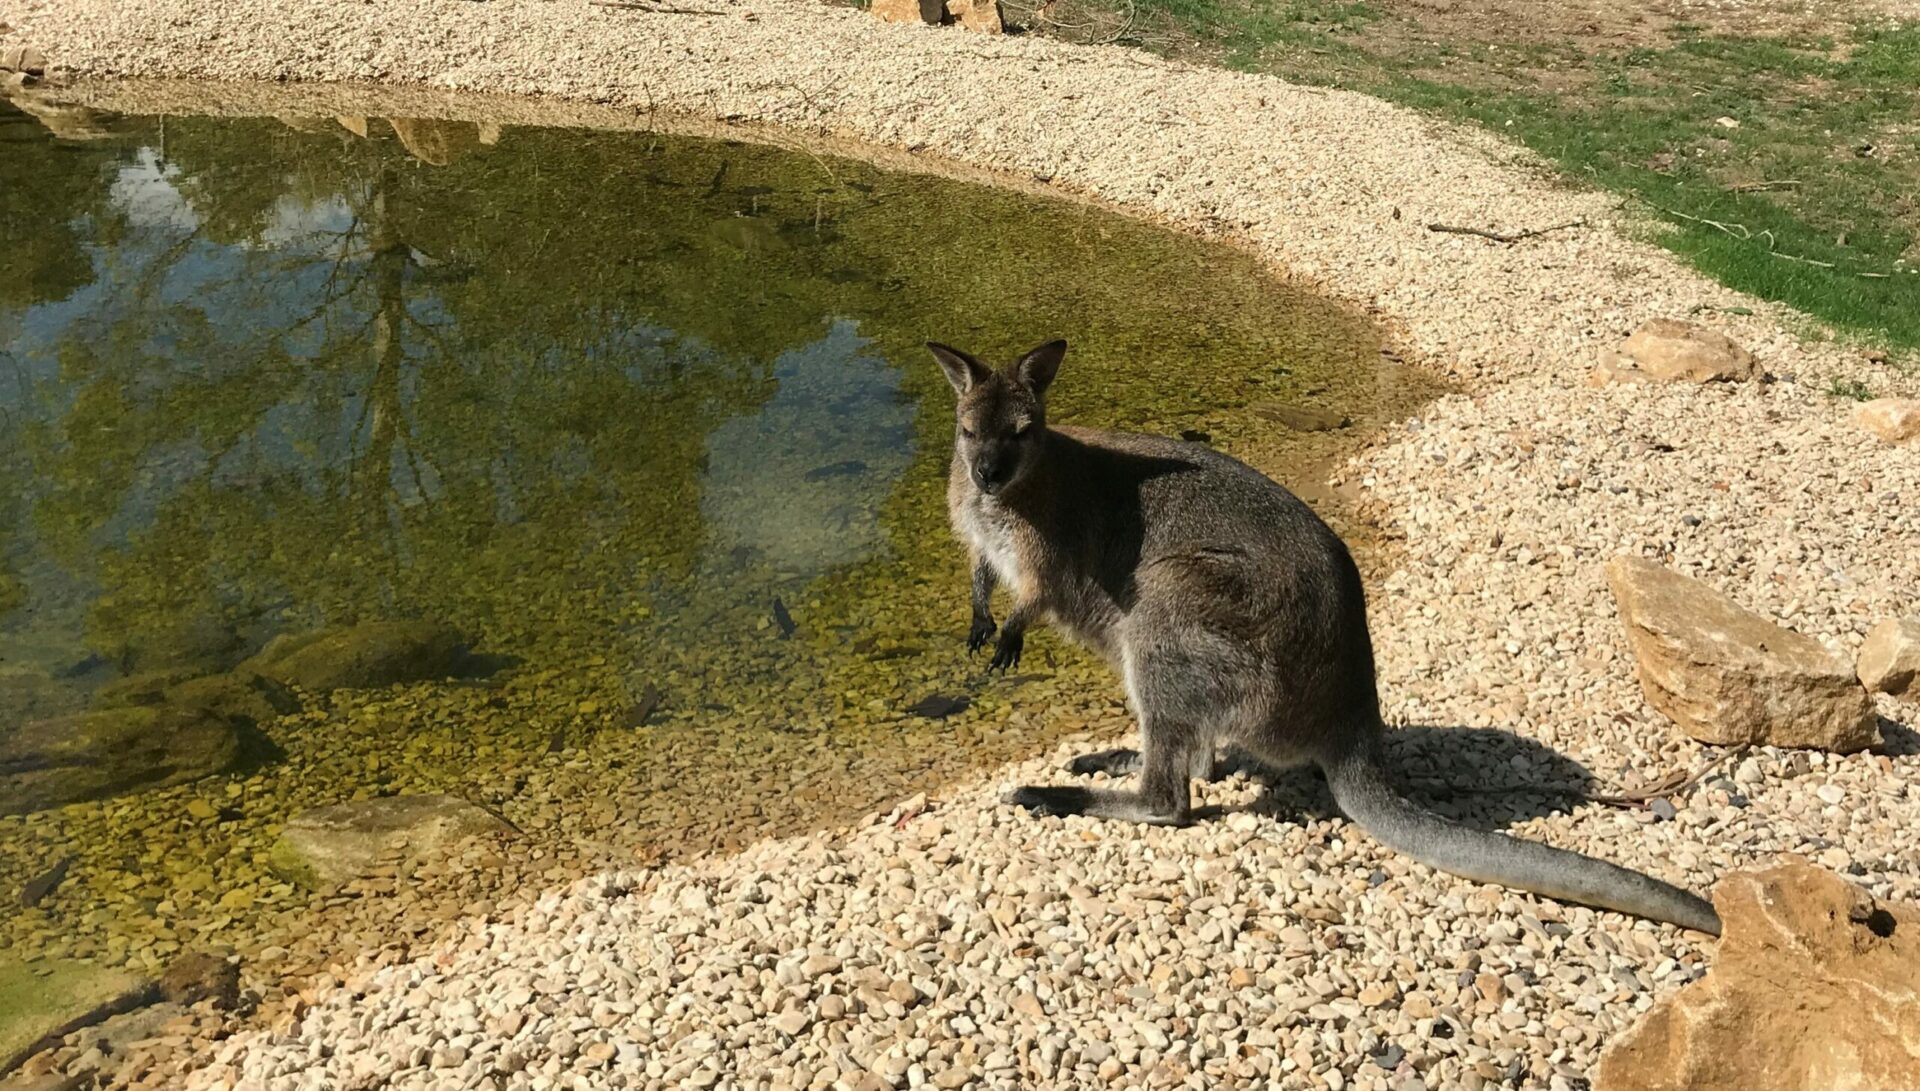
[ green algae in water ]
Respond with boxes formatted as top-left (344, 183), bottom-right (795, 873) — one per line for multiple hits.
top-left (0, 101), bottom-right (1434, 968)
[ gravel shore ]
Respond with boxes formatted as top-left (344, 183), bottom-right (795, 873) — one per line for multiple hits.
top-left (3, 1), bottom-right (1917, 1088)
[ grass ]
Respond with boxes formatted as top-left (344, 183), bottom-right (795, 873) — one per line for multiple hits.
top-left (1017, 1), bottom-right (1920, 352)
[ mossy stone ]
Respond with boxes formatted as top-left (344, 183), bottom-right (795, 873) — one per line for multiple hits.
top-left (0, 706), bottom-right (242, 816)
top-left (268, 795), bottom-right (515, 890)
top-left (237, 621), bottom-right (470, 693)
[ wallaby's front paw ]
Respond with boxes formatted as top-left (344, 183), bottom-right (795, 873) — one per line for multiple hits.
top-left (967, 614), bottom-right (996, 654)
top-left (989, 629), bottom-right (1024, 672)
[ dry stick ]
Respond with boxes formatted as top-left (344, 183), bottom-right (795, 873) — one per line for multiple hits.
top-left (1586, 745), bottom-right (1750, 808)
top-left (1408, 744), bottom-right (1750, 809)
top-left (1426, 220), bottom-right (1584, 244)
top-left (589, 0), bottom-right (726, 14)
top-left (1727, 179), bottom-right (1801, 192)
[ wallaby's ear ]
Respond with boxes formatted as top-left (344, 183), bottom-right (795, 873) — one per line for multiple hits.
top-left (1014, 339), bottom-right (1067, 396)
top-left (927, 342), bottom-right (992, 394)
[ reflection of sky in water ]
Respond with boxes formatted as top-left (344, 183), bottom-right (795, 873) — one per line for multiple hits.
top-left (1, 123), bottom-right (920, 672)
top-left (107, 149), bottom-right (199, 233)
top-left (700, 320), bottom-right (913, 577)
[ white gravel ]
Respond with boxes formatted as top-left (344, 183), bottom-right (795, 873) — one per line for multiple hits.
top-left (4, 1), bottom-right (1918, 1088)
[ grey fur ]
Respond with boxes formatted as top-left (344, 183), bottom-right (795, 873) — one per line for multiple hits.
top-left (931, 338), bottom-right (1720, 936)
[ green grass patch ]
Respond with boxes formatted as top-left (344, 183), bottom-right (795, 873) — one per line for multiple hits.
top-left (1037, 3), bottom-right (1920, 349)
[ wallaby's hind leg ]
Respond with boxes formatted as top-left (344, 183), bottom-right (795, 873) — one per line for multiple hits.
top-left (1010, 635), bottom-right (1237, 825)
top-left (1009, 718), bottom-right (1195, 826)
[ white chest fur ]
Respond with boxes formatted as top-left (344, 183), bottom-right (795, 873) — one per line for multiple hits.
top-left (959, 498), bottom-right (1027, 597)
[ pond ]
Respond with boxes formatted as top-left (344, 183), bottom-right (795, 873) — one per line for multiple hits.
top-left (0, 94), bottom-right (1437, 975)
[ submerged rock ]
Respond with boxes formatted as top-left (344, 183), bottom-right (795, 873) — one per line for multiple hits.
top-left (0, 705), bottom-right (243, 816)
top-left (237, 620), bottom-right (470, 693)
top-left (268, 795), bottom-right (517, 890)
top-left (1250, 401), bottom-right (1351, 432)
top-left (1591, 319), bottom-right (1755, 385)
top-left (1594, 858), bottom-right (1919, 1091)
top-left (1857, 617), bottom-right (1920, 697)
top-left (1606, 556), bottom-right (1879, 751)
top-left (107, 611), bottom-right (243, 675)
top-left (0, 955), bottom-right (149, 1075)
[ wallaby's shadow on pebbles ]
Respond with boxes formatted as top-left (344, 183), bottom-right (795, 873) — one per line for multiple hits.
top-left (1073, 725), bottom-right (1601, 834)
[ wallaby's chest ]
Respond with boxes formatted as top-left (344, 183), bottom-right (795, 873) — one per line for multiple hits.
top-left (956, 500), bottom-right (1029, 597)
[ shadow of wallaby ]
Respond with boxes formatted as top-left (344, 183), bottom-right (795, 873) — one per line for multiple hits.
top-left (1185, 724), bottom-right (1602, 832)
top-left (1874, 717), bottom-right (1918, 757)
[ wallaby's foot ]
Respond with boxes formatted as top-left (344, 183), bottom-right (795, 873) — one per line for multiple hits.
top-left (967, 614), bottom-right (997, 654)
top-left (989, 629), bottom-right (1024, 672)
top-left (1006, 785), bottom-right (1189, 827)
top-left (1069, 747), bottom-right (1245, 782)
top-left (1068, 747), bottom-right (1142, 777)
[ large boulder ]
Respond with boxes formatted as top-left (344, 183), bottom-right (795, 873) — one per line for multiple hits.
top-left (1590, 319), bottom-right (1755, 385)
top-left (237, 620), bottom-right (469, 693)
top-left (946, 0), bottom-right (1004, 32)
top-left (268, 795), bottom-right (516, 889)
top-left (1858, 617), bottom-right (1920, 697)
top-left (1605, 556), bottom-right (1880, 751)
top-left (1852, 398), bottom-right (1920, 444)
top-left (1594, 858), bottom-right (1919, 1091)
top-left (1, 955), bottom-right (149, 1075)
top-left (1, 705), bottom-right (243, 816)
top-left (871, 0), bottom-right (943, 24)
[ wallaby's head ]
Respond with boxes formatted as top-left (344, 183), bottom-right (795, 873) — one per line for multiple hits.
top-left (926, 339), bottom-right (1066, 496)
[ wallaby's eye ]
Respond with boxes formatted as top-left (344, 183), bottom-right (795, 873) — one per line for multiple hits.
top-left (959, 426), bottom-right (975, 439)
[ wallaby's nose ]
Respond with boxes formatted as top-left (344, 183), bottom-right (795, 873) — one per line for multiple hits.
top-left (972, 457), bottom-right (1002, 492)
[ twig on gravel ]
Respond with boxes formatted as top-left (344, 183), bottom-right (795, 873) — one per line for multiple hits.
top-left (1408, 744), bottom-right (1750, 810)
top-left (589, 0), bottom-right (726, 14)
top-left (1586, 745), bottom-right (1750, 808)
top-left (1426, 220), bottom-right (1584, 244)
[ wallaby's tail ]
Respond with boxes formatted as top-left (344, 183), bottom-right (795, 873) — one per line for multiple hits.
top-left (1324, 744), bottom-right (1720, 935)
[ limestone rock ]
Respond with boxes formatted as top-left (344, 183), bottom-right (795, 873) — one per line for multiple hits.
top-left (1605, 556), bottom-right (1880, 751)
top-left (0, 705), bottom-right (243, 816)
top-left (269, 795), bottom-right (516, 889)
top-left (1, 46), bottom-right (47, 74)
top-left (1595, 858), bottom-right (1919, 1091)
top-left (237, 620), bottom-right (470, 692)
top-left (1853, 397), bottom-right (1920, 444)
top-left (1, 955), bottom-right (149, 1074)
top-left (946, 0), bottom-right (1004, 33)
top-left (1597, 319), bottom-right (1756, 384)
top-left (1857, 617), bottom-right (1920, 696)
top-left (871, 0), bottom-right (944, 24)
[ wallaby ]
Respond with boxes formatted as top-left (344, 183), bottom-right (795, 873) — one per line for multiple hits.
top-left (931, 338), bottom-right (1720, 936)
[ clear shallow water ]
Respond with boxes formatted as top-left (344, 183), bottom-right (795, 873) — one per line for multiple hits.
top-left (0, 99), bottom-right (1436, 971)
